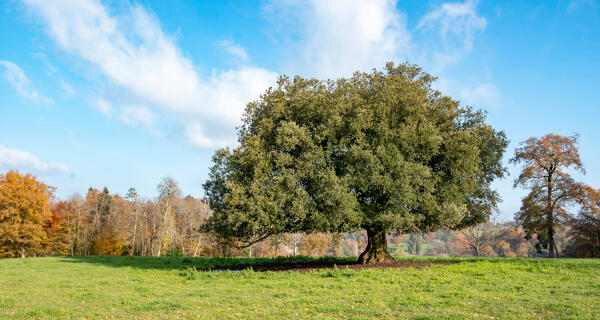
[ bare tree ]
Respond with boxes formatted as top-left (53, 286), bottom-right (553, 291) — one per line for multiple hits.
top-left (155, 177), bottom-right (181, 257)
top-left (459, 222), bottom-right (495, 257)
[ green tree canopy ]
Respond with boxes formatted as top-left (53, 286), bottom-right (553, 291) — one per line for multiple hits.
top-left (203, 63), bottom-right (507, 263)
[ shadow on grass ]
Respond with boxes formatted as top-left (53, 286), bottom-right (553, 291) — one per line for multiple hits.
top-left (58, 255), bottom-right (591, 272)
top-left (59, 255), bottom-right (357, 271)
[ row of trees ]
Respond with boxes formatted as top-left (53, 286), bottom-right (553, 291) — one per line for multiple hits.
top-left (1, 163), bottom-right (597, 259)
top-left (0, 172), bottom-right (224, 258)
top-left (211, 221), bottom-right (583, 258)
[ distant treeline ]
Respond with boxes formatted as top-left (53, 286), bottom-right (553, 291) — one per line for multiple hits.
top-left (0, 170), bottom-right (597, 259)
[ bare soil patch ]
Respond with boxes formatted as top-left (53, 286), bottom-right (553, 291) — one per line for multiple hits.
top-left (199, 260), bottom-right (457, 273)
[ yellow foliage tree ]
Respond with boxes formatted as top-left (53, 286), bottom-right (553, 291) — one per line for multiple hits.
top-left (298, 233), bottom-right (330, 256)
top-left (93, 227), bottom-right (128, 256)
top-left (0, 170), bottom-right (54, 258)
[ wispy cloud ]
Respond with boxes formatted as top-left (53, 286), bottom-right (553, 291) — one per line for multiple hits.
top-left (218, 40), bottom-right (249, 61)
top-left (22, 0), bottom-right (276, 148)
top-left (0, 144), bottom-right (69, 175)
top-left (0, 60), bottom-right (53, 104)
top-left (60, 80), bottom-right (75, 97)
top-left (417, 0), bottom-right (487, 71)
top-left (120, 106), bottom-right (154, 127)
top-left (94, 97), bottom-right (112, 117)
top-left (567, 0), bottom-right (597, 12)
top-left (459, 83), bottom-right (501, 108)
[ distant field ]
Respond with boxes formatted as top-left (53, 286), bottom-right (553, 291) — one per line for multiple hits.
top-left (0, 256), bottom-right (598, 319)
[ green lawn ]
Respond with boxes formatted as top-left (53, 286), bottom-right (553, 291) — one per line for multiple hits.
top-left (0, 256), bottom-right (598, 319)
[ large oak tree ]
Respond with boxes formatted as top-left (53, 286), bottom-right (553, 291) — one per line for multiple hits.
top-left (203, 63), bottom-right (507, 263)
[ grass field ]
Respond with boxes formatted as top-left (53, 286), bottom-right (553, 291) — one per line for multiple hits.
top-left (0, 256), bottom-right (599, 319)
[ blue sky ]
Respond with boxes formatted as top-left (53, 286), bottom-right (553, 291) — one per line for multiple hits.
top-left (1, 0), bottom-right (599, 221)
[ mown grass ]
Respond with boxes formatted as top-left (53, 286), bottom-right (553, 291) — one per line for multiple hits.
top-left (0, 256), bottom-right (598, 319)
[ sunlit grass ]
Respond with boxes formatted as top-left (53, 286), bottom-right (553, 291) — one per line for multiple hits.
top-left (0, 256), bottom-right (598, 319)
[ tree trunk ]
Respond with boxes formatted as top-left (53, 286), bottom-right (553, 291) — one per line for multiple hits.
top-left (332, 233), bottom-right (342, 256)
top-left (548, 225), bottom-right (557, 258)
top-left (20, 246), bottom-right (26, 258)
top-left (156, 242), bottom-right (162, 257)
top-left (547, 173), bottom-right (557, 258)
top-left (358, 227), bottom-right (393, 264)
top-left (273, 236), bottom-right (279, 257)
top-left (294, 233), bottom-right (299, 256)
top-left (156, 200), bottom-right (170, 257)
top-left (130, 207), bottom-right (138, 256)
top-left (193, 237), bottom-right (201, 257)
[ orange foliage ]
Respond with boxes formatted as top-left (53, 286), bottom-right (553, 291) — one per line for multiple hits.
top-left (0, 170), bottom-right (54, 258)
top-left (93, 227), bottom-right (128, 256)
top-left (568, 186), bottom-right (600, 257)
top-left (496, 240), bottom-right (516, 257)
top-left (480, 245), bottom-right (496, 257)
top-left (43, 209), bottom-right (71, 256)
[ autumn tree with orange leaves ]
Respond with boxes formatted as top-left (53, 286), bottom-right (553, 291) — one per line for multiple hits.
top-left (511, 134), bottom-right (587, 257)
top-left (568, 186), bottom-right (600, 257)
top-left (0, 170), bottom-right (54, 258)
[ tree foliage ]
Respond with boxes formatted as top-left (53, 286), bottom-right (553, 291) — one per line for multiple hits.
top-left (203, 62), bottom-right (508, 263)
top-left (568, 186), bottom-right (600, 257)
top-left (511, 134), bottom-right (587, 257)
top-left (0, 170), bottom-right (54, 258)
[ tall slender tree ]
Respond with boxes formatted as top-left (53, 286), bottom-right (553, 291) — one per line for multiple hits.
top-left (156, 177), bottom-right (181, 257)
top-left (511, 134), bottom-right (585, 257)
top-left (125, 187), bottom-right (140, 255)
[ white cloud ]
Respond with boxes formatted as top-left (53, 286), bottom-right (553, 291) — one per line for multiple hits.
top-left (0, 60), bottom-right (53, 104)
top-left (60, 80), bottom-right (75, 97)
top-left (185, 122), bottom-right (232, 149)
top-left (22, 0), bottom-right (496, 147)
top-left (418, 0), bottom-right (487, 50)
top-left (218, 40), bottom-right (249, 61)
top-left (264, 0), bottom-right (490, 84)
top-left (263, 0), bottom-right (497, 107)
top-left (264, 0), bottom-right (411, 79)
top-left (0, 144), bottom-right (69, 175)
top-left (120, 106), bottom-right (154, 127)
top-left (433, 77), bottom-right (501, 109)
top-left (206, 66), bottom-right (277, 122)
top-left (95, 97), bottom-right (112, 116)
top-left (23, 0), bottom-right (276, 148)
top-left (459, 83), bottom-right (501, 108)
top-left (417, 0), bottom-right (487, 71)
